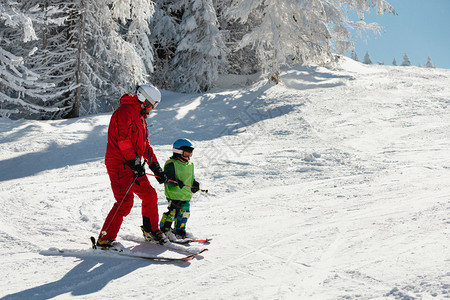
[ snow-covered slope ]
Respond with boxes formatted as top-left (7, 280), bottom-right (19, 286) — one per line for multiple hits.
top-left (1, 58), bottom-right (449, 299)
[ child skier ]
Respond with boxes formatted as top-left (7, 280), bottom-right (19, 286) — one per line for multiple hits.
top-left (159, 138), bottom-right (200, 240)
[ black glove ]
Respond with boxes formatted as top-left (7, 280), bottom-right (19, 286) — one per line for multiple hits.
top-left (191, 181), bottom-right (200, 193)
top-left (149, 162), bottom-right (168, 184)
top-left (126, 155), bottom-right (145, 177)
top-left (176, 179), bottom-right (185, 189)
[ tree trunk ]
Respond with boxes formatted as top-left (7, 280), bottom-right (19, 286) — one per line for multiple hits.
top-left (73, 0), bottom-right (86, 118)
top-left (65, 0), bottom-right (85, 118)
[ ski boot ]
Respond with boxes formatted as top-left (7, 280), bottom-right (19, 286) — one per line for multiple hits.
top-left (174, 228), bottom-right (187, 239)
top-left (96, 238), bottom-right (116, 249)
top-left (141, 226), bottom-right (168, 245)
top-left (162, 229), bottom-right (177, 242)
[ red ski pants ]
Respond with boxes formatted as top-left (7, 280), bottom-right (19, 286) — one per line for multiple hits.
top-left (100, 164), bottom-right (159, 240)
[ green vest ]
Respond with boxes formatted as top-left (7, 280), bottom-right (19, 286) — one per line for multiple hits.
top-left (164, 158), bottom-right (194, 201)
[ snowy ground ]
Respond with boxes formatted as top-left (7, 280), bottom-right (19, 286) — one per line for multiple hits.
top-left (1, 58), bottom-right (449, 299)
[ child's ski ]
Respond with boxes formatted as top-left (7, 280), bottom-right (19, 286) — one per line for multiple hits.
top-left (170, 238), bottom-right (212, 245)
top-left (159, 239), bottom-right (208, 255)
top-left (138, 227), bottom-right (208, 255)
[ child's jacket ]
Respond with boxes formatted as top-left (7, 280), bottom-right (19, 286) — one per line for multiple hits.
top-left (164, 158), bottom-right (195, 201)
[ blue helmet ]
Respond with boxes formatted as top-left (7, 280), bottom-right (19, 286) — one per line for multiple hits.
top-left (173, 138), bottom-right (194, 155)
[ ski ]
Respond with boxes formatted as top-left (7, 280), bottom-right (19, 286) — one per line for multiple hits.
top-left (106, 250), bottom-right (195, 262)
top-left (164, 241), bottom-right (208, 255)
top-left (90, 237), bottom-right (195, 262)
top-left (170, 238), bottom-right (212, 245)
top-left (139, 227), bottom-right (208, 255)
top-left (162, 228), bottom-right (212, 245)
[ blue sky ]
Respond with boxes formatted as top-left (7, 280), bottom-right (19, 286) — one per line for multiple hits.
top-left (346, 0), bottom-right (450, 69)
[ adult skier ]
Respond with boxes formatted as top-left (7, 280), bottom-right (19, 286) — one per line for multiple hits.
top-left (97, 84), bottom-right (168, 247)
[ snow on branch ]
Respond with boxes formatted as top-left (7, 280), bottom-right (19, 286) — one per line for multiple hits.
top-left (0, 1), bottom-right (38, 42)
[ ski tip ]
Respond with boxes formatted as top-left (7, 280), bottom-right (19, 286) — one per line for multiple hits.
top-left (197, 249), bottom-right (208, 255)
top-left (90, 236), bottom-right (97, 249)
top-left (183, 255), bottom-right (196, 261)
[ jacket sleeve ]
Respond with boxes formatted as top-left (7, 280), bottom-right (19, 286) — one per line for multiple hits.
top-left (164, 162), bottom-right (177, 187)
top-left (143, 143), bottom-right (158, 165)
top-left (142, 119), bottom-right (158, 164)
top-left (116, 110), bottom-right (137, 161)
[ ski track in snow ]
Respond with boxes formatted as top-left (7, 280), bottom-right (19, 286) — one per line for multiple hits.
top-left (1, 58), bottom-right (450, 299)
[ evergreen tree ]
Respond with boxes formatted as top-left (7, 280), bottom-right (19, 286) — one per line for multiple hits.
top-left (225, 0), bottom-right (395, 83)
top-left (363, 51), bottom-right (372, 64)
top-left (0, 0), bottom-right (58, 119)
top-left (1, 0), bottom-right (155, 119)
top-left (401, 52), bottom-right (411, 66)
top-left (169, 0), bottom-right (228, 93)
top-left (149, 0), bottom-right (180, 89)
top-left (214, 0), bottom-right (259, 75)
top-left (425, 56), bottom-right (436, 68)
top-left (226, 0), bottom-right (332, 82)
top-left (392, 57), bottom-right (397, 66)
top-left (351, 50), bottom-right (359, 62)
top-left (114, 0), bottom-right (156, 80)
top-left (2, 0), bottom-right (399, 119)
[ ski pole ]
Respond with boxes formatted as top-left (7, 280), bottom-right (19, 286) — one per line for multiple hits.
top-left (167, 179), bottom-right (209, 194)
top-left (100, 159), bottom-right (147, 239)
top-left (100, 174), bottom-right (137, 239)
top-left (146, 173), bottom-right (209, 194)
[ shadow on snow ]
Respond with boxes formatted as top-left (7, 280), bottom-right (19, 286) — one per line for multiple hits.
top-left (1, 252), bottom-right (189, 300)
top-left (0, 66), bottom-right (348, 181)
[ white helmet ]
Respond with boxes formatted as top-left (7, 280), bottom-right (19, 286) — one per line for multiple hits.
top-left (136, 84), bottom-right (161, 109)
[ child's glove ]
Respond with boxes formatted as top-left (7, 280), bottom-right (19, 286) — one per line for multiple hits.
top-left (176, 179), bottom-right (185, 189)
top-left (191, 181), bottom-right (200, 193)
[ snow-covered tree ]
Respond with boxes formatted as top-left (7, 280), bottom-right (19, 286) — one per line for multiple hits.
top-left (214, 0), bottom-right (259, 75)
top-left (392, 57), bottom-right (397, 66)
top-left (425, 56), bottom-right (436, 68)
top-left (3, 0), bottom-right (400, 118)
top-left (149, 0), bottom-right (180, 89)
top-left (1, 0), bottom-right (155, 119)
top-left (110, 0), bottom-right (155, 83)
top-left (225, 0), bottom-right (395, 83)
top-left (401, 52), bottom-right (411, 66)
top-left (168, 0), bottom-right (228, 93)
top-left (351, 50), bottom-right (359, 62)
top-left (66, 0), bottom-right (155, 117)
top-left (363, 51), bottom-right (372, 64)
top-left (0, 1), bottom-right (63, 118)
top-left (226, 0), bottom-right (331, 82)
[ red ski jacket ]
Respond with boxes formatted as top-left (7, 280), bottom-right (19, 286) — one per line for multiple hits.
top-left (105, 93), bottom-right (158, 167)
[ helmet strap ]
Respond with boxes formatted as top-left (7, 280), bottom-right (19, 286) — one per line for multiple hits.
top-left (179, 155), bottom-right (189, 162)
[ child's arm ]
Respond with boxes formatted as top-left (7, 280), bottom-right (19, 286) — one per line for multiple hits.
top-left (164, 162), bottom-right (179, 187)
